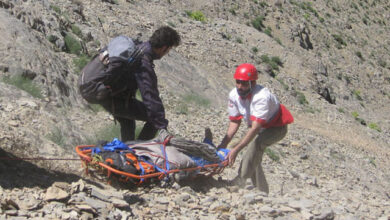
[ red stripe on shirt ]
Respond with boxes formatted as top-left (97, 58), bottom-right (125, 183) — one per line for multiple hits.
top-left (250, 115), bottom-right (266, 125)
top-left (250, 104), bottom-right (294, 128)
top-left (229, 115), bottom-right (243, 121)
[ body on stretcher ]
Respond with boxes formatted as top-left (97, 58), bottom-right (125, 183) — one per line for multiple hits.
top-left (75, 138), bottom-right (229, 184)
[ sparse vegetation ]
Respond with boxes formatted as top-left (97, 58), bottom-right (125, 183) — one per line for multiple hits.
top-left (260, 55), bottom-right (283, 77)
top-left (275, 38), bottom-right (283, 46)
top-left (167, 21), bottom-right (176, 27)
top-left (71, 24), bottom-right (83, 38)
top-left (259, 1), bottom-right (268, 7)
top-left (352, 90), bottom-right (363, 101)
top-left (88, 104), bottom-right (104, 113)
top-left (368, 123), bottom-right (381, 132)
top-left (296, 91), bottom-right (308, 105)
top-left (251, 16), bottom-right (265, 31)
top-left (2, 75), bottom-right (42, 98)
top-left (185, 10), bottom-right (206, 23)
top-left (277, 78), bottom-right (289, 90)
top-left (73, 55), bottom-right (91, 72)
top-left (355, 51), bottom-right (364, 61)
top-left (86, 124), bottom-right (121, 144)
top-left (221, 32), bottom-right (232, 40)
top-left (332, 34), bottom-right (347, 48)
top-left (47, 126), bottom-right (66, 147)
top-left (351, 111), bottom-right (366, 125)
top-left (378, 59), bottom-right (387, 68)
top-left (229, 8), bottom-right (237, 16)
top-left (176, 103), bottom-right (188, 115)
top-left (252, 47), bottom-right (259, 53)
top-left (182, 93), bottom-right (210, 107)
top-left (47, 35), bottom-right (58, 44)
top-left (264, 27), bottom-right (272, 37)
top-left (50, 5), bottom-right (61, 14)
top-left (368, 157), bottom-right (376, 167)
top-left (64, 33), bottom-right (82, 55)
top-left (265, 148), bottom-right (280, 162)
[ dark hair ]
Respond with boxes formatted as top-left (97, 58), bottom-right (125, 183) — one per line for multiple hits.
top-left (149, 26), bottom-right (181, 49)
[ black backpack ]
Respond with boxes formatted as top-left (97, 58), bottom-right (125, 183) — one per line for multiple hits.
top-left (78, 36), bottom-right (144, 103)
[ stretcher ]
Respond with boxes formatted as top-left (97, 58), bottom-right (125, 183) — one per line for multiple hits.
top-left (75, 140), bottom-right (229, 185)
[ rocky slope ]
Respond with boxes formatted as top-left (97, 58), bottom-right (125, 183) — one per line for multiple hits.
top-left (0, 0), bottom-right (389, 219)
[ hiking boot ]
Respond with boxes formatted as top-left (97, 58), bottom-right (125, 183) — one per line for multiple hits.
top-left (229, 176), bottom-right (246, 188)
top-left (204, 127), bottom-right (213, 142)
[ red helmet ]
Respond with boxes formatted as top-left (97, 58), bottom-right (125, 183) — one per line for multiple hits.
top-left (234, 63), bottom-right (258, 81)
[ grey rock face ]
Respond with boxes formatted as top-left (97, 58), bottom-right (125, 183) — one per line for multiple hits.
top-left (0, 0), bottom-right (389, 219)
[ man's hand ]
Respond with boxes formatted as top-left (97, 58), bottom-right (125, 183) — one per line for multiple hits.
top-left (227, 148), bottom-right (239, 167)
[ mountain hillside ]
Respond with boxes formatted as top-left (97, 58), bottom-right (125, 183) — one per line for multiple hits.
top-left (0, 0), bottom-right (389, 219)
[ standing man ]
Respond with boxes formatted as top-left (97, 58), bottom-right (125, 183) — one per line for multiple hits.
top-left (218, 63), bottom-right (293, 193)
top-left (79, 26), bottom-right (180, 141)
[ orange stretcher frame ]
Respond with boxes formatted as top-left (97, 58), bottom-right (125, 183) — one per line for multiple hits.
top-left (75, 145), bottom-right (228, 183)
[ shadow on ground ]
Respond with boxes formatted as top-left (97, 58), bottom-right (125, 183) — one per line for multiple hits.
top-left (177, 175), bottom-right (232, 192)
top-left (0, 148), bottom-right (81, 189)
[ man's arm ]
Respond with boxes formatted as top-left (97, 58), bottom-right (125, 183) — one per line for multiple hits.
top-left (227, 120), bottom-right (262, 165)
top-left (218, 120), bottom-right (241, 149)
top-left (134, 57), bottom-right (168, 130)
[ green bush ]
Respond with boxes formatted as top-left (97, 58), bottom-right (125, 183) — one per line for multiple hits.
top-left (332, 34), bottom-right (347, 48)
top-left (71, 24), bottom-right (83, 38)
top-left (277, 78), bottom-right (289, 90)
top-left (260, 55), bottom-right (283, 76)
top-left (252, 47), bottom-right (259, 53)
top-left (229, 8), bottom-right (237, 15)
top-left (88, 104), bottom-right (104, 112)
top-left (355, 51), bottom-right (364, 60)
top-left (185, 10), bottom-right (206, 22)
top-left (271, 56), bottom-right (283, 66)
top-left (369, 157), bottom-right (376, 167)
top-left (378, 59), bottom-right (387, 68)
top-left (85, 123), bottom-right (142, 144)
top-left (47, 126), bottom-right (66, 147)
top-left (64, 33), bottom-right (82, 55)
top-left (2, 75), bottom-right (42, 98)
top-left (251, 16), bottom-right (265, 31)
top-left (351, 2), bottom-right (359, 10)
top-left (73, 55), bottom-right (91, 73)
top-left (351, 111), bottom-right (359, 119)
top-left (93, 124), bottom-right (121, 143)
top-left (265, 148), bottom-right (280, 162)
top-left (351, 111), bottom-right (366, 125)
top-left (303, 13), bottom-right (311, 21)
top-left (368, 123), bottom-right (381, 132)
top-left (296, 91), bottom-right (308, 105)
top-left (352, 90), bottom-right (363, 101)
top-left (264, 27), bottom-right (272, 37)
top-left (259, 2), bottom-right (268, 7)
top-left (47, 35), bottom-right (58, 44)
top-left (275, 38), bottom-right (283, 45)
top-left (182, 93), bottom-right (210, 107)
top-left (167, 21), bottom-right (176, 27)
top-left (176, 103), bottom-right (188, 115)
top-left (50, 5), bottom-right (61, 14)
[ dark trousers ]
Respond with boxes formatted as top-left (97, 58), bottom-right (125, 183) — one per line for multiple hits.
top-left (99, 97), bottom-right (158, 142)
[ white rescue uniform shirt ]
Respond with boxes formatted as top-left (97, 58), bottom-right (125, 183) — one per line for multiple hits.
top-left (228, 84), bottom-right (280, 130)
